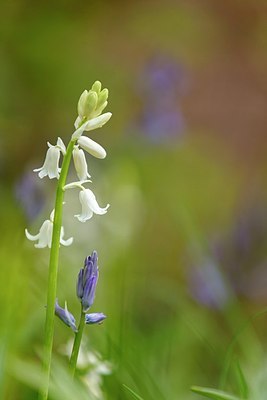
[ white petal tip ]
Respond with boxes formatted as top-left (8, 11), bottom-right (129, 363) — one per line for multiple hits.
top-left (61, 237), bottom-right (74, 246)
top-left (25, 229), bottom-right (39, 241)
top-left (75, 214), bottom-right (91, 223)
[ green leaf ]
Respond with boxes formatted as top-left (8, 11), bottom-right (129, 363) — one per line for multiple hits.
top-left (191, 386), bottom-right (242, 400)
top-left (123, 384), bottom-right (144, 400)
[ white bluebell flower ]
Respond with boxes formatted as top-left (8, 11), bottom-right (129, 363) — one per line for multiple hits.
top-left (64, 181), bottom-right (109, 223)
top-left (75, 188), bottom-right (109, 223)
top-left (85, 313), bottom-right (106, 325)
top-left (34, 137), bottom-right (66, 179)
top-left (55, 299), bottom-right (78, 332)
top-left (25, 210), bottom-right (73, 248)
top-left (72, 145), bottom-right (91, 181)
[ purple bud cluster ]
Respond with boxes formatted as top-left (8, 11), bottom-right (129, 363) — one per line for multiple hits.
top-left (77, 251), bottom-right (99, 312)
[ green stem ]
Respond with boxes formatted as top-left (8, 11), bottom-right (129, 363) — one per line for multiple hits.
top-left (69, 306), bottom-right (85, 376)
top-left (39, 139), bottom-right (75, 400)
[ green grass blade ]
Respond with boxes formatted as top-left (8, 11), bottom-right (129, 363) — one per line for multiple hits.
top-left (123, 384), bottom-right (144, 400)
top-left (235, 360), bottom-right (249, 399)
top-left (191, 386), bottom-right (242, 400)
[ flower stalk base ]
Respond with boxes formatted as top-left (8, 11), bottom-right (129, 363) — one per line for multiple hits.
top-left (69, 307), bottom-right (85, 377)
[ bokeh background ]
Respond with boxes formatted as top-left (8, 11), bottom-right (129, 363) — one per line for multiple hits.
top-left (1, 0), bottom-right (267, 399)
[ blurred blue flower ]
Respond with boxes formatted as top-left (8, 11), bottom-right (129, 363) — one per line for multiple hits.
top-left (77, 251), bottom-right (99, 312)
top-left (134, 55), bottom-right (187, 143)
top-left (188, 200), bottom-right (267, 307)
top-left (213, 201), bottom-right (267, 301)
top-left (138, 55), bottom-right (187, 100)
top-left (55, 299), bottom-right (77, 332)
top-left (139, 106), bottom-right (184, 142)
top-left (188, 259), bottom-right (231, 310)
top-left (15, 170), bottom-right (45, 221)
top-left (85, 313), bottom-right (106, 325)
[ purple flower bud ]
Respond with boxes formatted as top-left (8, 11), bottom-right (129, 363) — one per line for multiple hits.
top-left (83, 260), bottom-right (94, 286)
top-left (90, 250), bottom-right (98, 266)
top-left (82, 275), bottom-right (98, 312)
top-left (77, 250), bottom-right (99, 312)
top-left (55, 299), bottom-right (78, 332)
top-left (76, 269), bottom-right (84, 299)
top-left (85, 313), bottom-right (106, 325)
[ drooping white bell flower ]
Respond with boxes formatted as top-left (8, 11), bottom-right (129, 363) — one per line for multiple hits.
top-left (25, 210), bottom-right (73, 248)
top-left (72, 145), bottom-right (91, 181)
top-left (75, 188), bottom-right (110, 223)
top-left (78, 136), bottom-right (106, 159)
top-left (34, 137), bottom-right (66, 179)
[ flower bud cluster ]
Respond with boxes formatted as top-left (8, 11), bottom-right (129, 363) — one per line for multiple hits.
top-left (77, 81), bottom-right (109, 121)
top-left (72, 81), bottom-right (111, 140)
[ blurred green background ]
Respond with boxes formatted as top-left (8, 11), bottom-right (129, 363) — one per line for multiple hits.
top-left (1, 0), bottom-right (267, 399)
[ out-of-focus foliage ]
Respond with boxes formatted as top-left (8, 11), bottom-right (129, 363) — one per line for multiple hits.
top-left (1, 0), bottom-right (267, 399)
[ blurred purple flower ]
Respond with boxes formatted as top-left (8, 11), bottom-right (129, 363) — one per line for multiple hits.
top-left (188, 200), bottom-right (267, 307)
top-left (140, 106), bottom-right (184, 142)
top-left (188, 259), bottom-right (230, 310)
top-left (213, 202), bottom-right (267, 301)
top-left (138, 55), bottom-right (187, 100)
top-left (14, 170), bottom-right (45, 221)
top-left (134, 55), bottom-right (188, 143)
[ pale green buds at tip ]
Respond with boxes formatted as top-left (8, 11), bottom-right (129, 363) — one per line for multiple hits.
top-left (91, 80), bottom-right (102, 94)
top-left (98, 88), bottom-right (109, 108)
top-left (78, 90), bottom-right (97, 119)
top-left (77, 81), bottom-right (109, 121)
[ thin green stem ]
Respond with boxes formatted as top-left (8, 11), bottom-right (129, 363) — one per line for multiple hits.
top-left (69, 306), bottom-right (85, 377)
top-left (39, 139), bottom-right (75, 400)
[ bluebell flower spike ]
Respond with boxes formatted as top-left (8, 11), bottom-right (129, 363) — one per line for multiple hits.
top-left (55, 299), bottom-right (78, 332)
top-left (77, 250), bottom-right (99, 312)
top-left (85, 313), bottom-right (106, 325)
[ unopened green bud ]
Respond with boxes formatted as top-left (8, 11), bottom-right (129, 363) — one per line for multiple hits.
top-left (95, 101), bottom-right (108, 117)
top-left (98, 89), bottom-right (109, 107)
top-left (78, 90), bottom-right (89, 117)
top-left (83, 90), bottom-right (98, 118)
top-left (91, 80), bottom-right (102, 94)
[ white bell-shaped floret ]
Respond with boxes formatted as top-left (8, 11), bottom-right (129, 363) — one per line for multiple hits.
top-left (34, 137), bottom-right (66, 179)
top-left (25, 219), bottom-right (53, 248)
top-left (72, 146), bottom-right (91, 181)
top-left (25, 210), bottom-right (73, 248)
top-left (75, 189), bottom-right (110, 223)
